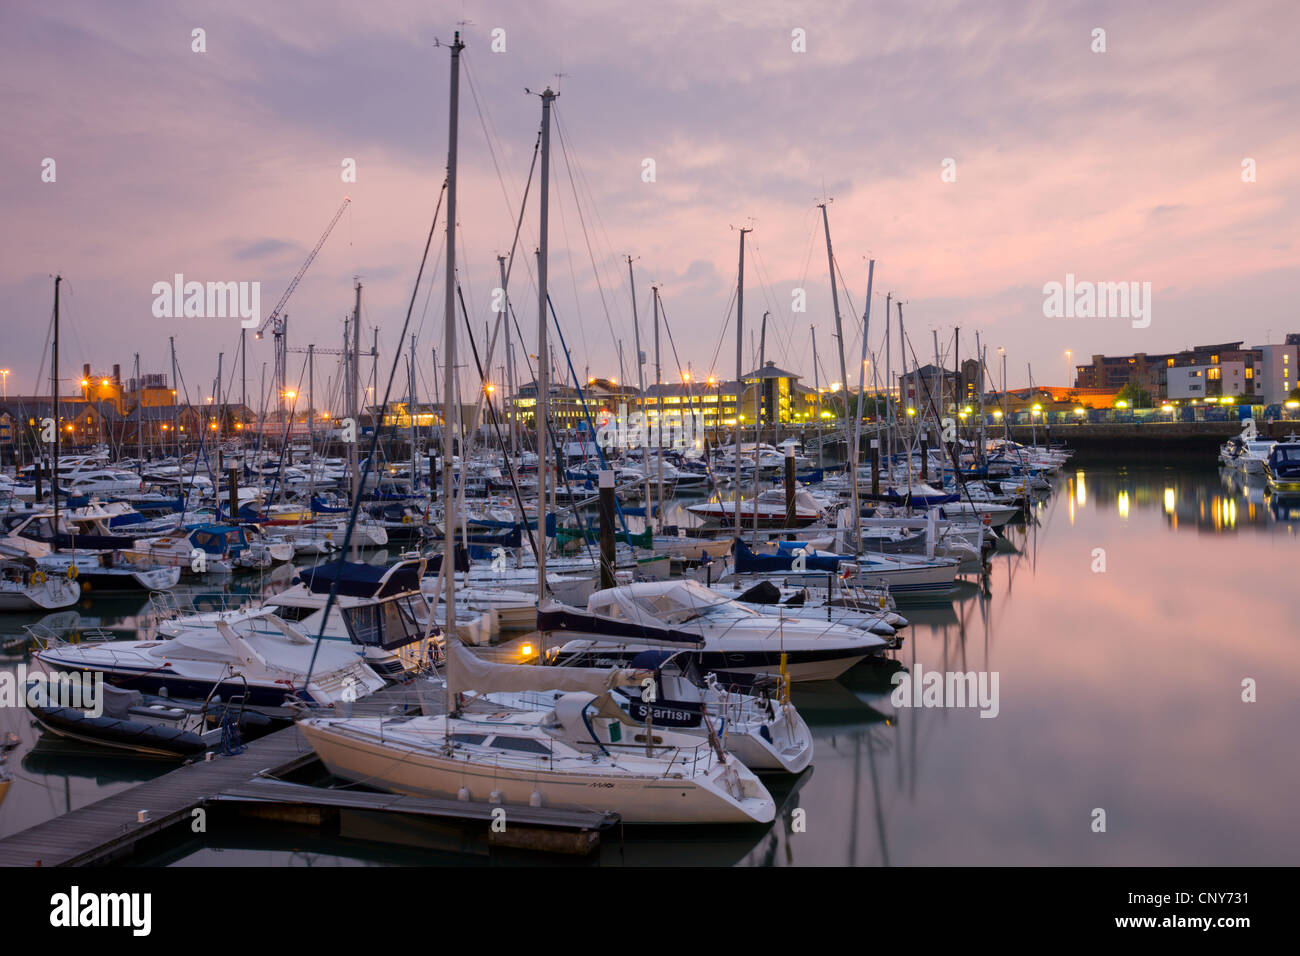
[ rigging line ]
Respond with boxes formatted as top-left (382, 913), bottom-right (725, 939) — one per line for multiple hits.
top-left (798, 207), bottom-right (819, 291)
top-left (553, 157), bottom-right (592, 365)
top-left (657, 296), bottom-right (723, 489)
top-left (455, 218), bottom-right (483, 371)
top-left (552, 106), bottom-right (621, 357)
top-left (707, 280), bottom-right (739, 378)
top-left (899, 326), bottom-right (982, 517)
top-left (747, 239), bottom-right (798, 371)
top-left (410, 228), bottom-right (448, 349)
top-left (552, 108), bottom-right (619, 287)
top-left (555, 110), bottom-right (631, 339)
top-left (303, 179), bottom-right (447, 689)
top-left (32, 301), bottom-right (55, 395)
top-left (455, 283), bottom-right (544, 560)
top-left (498, 128), bottom-right (541, 321)
top-left (465, 58), bottom-right (546, 320)
top-left (258, 352), bottom-right (312, 512)
top-left (547, 293), bottom-right (632, 545)
top-left (464, 53), bottom-right (537, 256)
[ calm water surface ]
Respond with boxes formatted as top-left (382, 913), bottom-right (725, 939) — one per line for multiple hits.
top-left (2, 466), bottom-right (1297, 865)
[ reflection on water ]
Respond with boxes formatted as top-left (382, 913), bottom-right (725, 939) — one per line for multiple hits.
top-left (3, 467), bottom-right (1298, 865)
top-left (1065, 466), bottom-right (1300, 533)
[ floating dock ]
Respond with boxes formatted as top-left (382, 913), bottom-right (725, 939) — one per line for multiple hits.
top-left (0, 682), bottom-right (617, 865)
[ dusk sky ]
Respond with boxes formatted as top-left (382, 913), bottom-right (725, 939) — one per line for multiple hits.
top-left (5, 0), bottom-right (1297, 408)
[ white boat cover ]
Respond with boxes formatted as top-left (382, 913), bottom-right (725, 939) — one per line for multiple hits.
top-left (446, 640), bottom-right (646, 697)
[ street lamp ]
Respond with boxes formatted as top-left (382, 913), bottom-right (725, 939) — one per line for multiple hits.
top-left (0, 369), bottom-right (8, 399)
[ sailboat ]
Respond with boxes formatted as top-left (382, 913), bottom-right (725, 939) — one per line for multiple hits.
top-left (299, 637), bottom-right (777, 823)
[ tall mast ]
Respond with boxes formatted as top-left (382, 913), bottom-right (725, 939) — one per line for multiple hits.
top-left (307, 343), bottom-right (315, 503)
top-left (214, 352), bottom-right (223, 445)
top-left (409, 334), bottom-right (418, 490)
top-left (733, 226), bottom-right (751, 535)
top-left (898, 300), bottom-right (912, 495)
top-left (627, 257), bottom-right (651, 511)
top-left (975, 332), bottom-right (986, 466)
top-left (499, 255), bottom-right (517, 458)
top-left (883, 295), bottom-right (892, 476)
top-left (371, 329), bottom-right (379, 414)
top-left (534, 84), bottom-right (556, 600)
top-left (652, 285), bottom-right (663, 525)
top-left (851, 260), bottom-right (875, 553)
top-left (812, 325), bottom-right (823, 471)
top-left (442, 31), bottom-right (465, 639)
top-left (51, 275), bottom-right (61, 553)
top-left (134, 352), bottom-right (142, 470)
top-left (819, 203), bottom-right (848, 423)
top-left (170, 336), bottom-right (179, 461)
top-left (752, 311), bottom-right (767, 545)
top-left (349, 282), bottom-right (361, 560)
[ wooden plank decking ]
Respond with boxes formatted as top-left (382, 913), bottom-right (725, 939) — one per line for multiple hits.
top-left (0, 724), bottom-right (314, 867)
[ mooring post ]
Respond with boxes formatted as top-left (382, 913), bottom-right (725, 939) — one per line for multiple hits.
top-left (598, 469), bottom-right (616, 590)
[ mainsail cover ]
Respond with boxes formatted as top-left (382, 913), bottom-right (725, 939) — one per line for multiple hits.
top-left (446, 640), bottom-right (648, 697)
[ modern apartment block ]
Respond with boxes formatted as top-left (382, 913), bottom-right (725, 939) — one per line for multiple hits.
top-left (1075, 337), bottom-right (1300, 403)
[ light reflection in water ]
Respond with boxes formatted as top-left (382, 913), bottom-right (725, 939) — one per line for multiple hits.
top-left (3, 468), bottom-right (1300, 867)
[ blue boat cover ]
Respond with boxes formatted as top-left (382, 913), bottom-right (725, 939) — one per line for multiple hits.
top-left (733, 538), bottom-right (849, 573)
top-left (297, 559), bottom-right (423, 598)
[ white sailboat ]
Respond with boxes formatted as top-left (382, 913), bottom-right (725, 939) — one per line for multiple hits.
top-left (299, 637), bottom-right (777, 823)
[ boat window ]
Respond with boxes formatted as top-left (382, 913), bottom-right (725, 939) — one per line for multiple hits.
top-left (452, 733), bottom-right (487, 745)
top-left (270, 604), bottom-right (314, 623)
top-left (489, 735), bottom-right (551, 755)
top-left (343, 605), bottom-right (383, 646)
top-left (343, 599), bottom-right (421, 649)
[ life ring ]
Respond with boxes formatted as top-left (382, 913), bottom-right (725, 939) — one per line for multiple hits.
top-left (30, 570), bottom-right (46, 585)
top-left (65, 565), bottom-right (79, 581)
top-left (402, 515), bottom-right (412, 525)
top-left (981, 513), bottom-right (992, 526)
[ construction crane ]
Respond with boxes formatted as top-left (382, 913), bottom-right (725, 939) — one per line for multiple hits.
top-left (252, 197), bottom-right (351, 430)
top-left (256, 197), bottom-right (351, 339)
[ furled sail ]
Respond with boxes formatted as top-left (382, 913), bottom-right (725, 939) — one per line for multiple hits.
top-left (446, 639), bottom-right (648, 697)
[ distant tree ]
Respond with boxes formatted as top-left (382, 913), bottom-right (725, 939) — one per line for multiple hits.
top-left (1116, 382), bottom-right (1152, 408)
top-left (1289, 386), bottom-right (1300, 401)
top-left (844, 392), bottom-right (887, 419)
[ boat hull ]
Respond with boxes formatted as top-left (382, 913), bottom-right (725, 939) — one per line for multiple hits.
top-left (299, 719), bottom-right (775, 824)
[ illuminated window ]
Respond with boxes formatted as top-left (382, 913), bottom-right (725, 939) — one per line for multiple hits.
top-left (1167, 358), bottom-right (1174, 367)
top-left (1207, 368), bottom-right (1221, 381)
